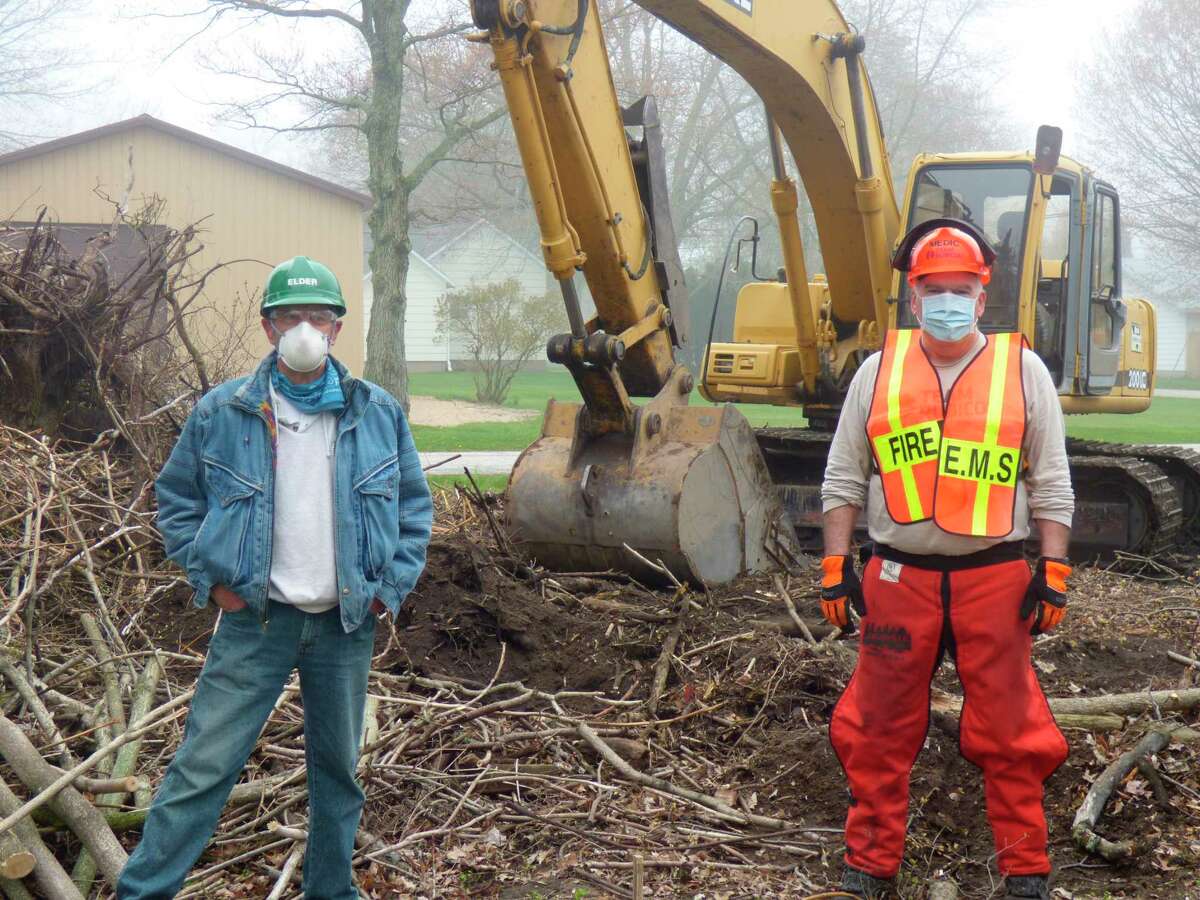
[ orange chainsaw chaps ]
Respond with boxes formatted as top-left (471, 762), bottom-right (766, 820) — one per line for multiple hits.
top-left (829, 556), bottom-right (1068, 879)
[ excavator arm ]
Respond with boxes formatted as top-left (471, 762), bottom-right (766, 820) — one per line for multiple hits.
top-left (635, 0), bottom-right (900, 334)
top-left (466, 0), bottom-right (907, 583)
top-left (471, 0), bottom-right (684, 426)
top-left (467, 0), bottom-right (916, 583)
top-left (471, 0), bottom-right (901, 411)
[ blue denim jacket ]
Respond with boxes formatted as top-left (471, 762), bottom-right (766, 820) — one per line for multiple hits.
top-left (154, 352), bottom-right (433, 634)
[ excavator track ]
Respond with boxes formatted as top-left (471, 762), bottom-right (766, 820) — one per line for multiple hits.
top-left (753, 427), bottom-right (1186, 557)
top-left (1065, 455), bottom-right (1183, 557)
top-left (1066, 439), bottom-right (1200, 541)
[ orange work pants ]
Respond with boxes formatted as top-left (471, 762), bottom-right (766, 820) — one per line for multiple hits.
top-left (830, 550), bottom-right (1068, 878)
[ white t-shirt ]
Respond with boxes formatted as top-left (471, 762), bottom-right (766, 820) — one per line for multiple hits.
top-left (821, 332), bottom-right (1075, 555)
top-left (266, 382), bottom-right (340, 613)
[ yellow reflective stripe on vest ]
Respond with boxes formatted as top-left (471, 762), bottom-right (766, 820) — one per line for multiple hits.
top-left (885, 329), bottom-right (926, 520)
top-left (972, 333), bottom-right (1013, 535)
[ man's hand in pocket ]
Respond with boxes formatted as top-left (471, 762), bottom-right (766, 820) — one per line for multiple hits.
top-left (211, 585), bottom-right (247, 612)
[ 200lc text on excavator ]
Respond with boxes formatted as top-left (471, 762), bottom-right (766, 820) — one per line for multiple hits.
top-left (467, 0), bottom-right (1200, 585)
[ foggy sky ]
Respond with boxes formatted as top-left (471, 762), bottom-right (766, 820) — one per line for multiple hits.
top-left (12, 0), bottom-right (1139, 189)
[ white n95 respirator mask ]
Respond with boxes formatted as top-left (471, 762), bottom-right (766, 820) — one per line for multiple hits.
top-left (276, 321), bottom-right (329, 372)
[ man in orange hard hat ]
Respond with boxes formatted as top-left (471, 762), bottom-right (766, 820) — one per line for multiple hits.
top-left (819, 219), bottom-right (1074, 900)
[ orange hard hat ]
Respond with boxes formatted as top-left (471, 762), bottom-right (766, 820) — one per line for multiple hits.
top-left (906, 225), bottom-right (991, 286)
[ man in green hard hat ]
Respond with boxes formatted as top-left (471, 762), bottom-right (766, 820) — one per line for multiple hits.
top-left (119, 257), bottom-right (433, 899)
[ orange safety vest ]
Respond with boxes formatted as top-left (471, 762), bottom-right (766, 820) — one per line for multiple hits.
top-left (865, 330), bottom-right (1027, 538)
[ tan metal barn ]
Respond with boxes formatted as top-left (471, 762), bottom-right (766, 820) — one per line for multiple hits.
top-left (0, 114), bottom-right (370, 377)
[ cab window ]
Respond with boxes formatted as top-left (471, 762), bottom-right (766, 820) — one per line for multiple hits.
top-left (898, 165), bottom-right (1033, 332)
top-left (1091, 190), bottom-right (1120, 348)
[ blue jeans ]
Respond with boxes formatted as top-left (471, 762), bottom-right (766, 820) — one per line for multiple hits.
top-left (117, 600), bottom-right (377, 899)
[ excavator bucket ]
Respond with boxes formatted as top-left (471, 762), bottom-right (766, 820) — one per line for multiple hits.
top-left (505, 399), bottom-right (802, 586)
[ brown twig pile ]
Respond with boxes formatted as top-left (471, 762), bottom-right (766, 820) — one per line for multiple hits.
top-left (0, 202), bottom-right (250, 474)
top-left (0, 461), bottom-right (1199, 897)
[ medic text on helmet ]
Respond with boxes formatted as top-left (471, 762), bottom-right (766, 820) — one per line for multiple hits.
top-left (923, 239), bottom-right (970, 263)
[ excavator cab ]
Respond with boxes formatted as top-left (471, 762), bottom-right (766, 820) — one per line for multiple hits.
top-left (894, 151), bottom-right (1156, 410)
top-left (894, 149), bottom-right (1196, 552)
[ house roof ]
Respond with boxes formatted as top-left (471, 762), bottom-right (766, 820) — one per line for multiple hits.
top-left (425, 219), bottom-right (544, 269)
top-left (365, 250), bottom-right (453, 288)
top-left (409, 221), bottom-right (469, 259)
top-left (0, 114), bottom-right (373, 208)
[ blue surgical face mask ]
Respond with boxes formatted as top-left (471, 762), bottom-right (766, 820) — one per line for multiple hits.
top-left (919, 292), bottom-right (978, 342)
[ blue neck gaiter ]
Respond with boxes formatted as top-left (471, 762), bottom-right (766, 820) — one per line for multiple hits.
top-left (271, 360), bottom-right (346, 415)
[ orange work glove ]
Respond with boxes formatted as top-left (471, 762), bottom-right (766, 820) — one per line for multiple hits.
top-left (820, 555), bottom-right (866, 633)
top-left (1020, 556), bottom-right (1070, 635)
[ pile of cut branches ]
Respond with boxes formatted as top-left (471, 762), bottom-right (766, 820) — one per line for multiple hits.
top-left (0, 203), bottom-right (245, 472)
top-left (0, 458), bottom-right (1197, 898)
top-left (1, 217), bottom-right (1198, 895)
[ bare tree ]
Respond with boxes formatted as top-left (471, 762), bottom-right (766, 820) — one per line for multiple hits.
top-left (840, 0), bottom-right (1016, 185)
top-left (197, 0), bottom-right (505, 411)
top-left (0, 0), bottom-right (91, 149)
top-left (436, 278), bottom-right (562, 405)
top-left (1078, 0), bottom-right (1200, 278)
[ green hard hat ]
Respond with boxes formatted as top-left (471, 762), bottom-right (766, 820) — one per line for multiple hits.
top-left (261, 256), bottom-right (346, 316)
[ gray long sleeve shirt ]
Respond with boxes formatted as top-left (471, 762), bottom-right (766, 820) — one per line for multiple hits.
top-left (821, 332), bottom-right (1075, 555)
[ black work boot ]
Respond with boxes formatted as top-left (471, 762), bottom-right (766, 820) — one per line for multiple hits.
top-left (1003, 874), bottom-right (1050, 899)
top-left (840, 864), bottom-right (892, 898)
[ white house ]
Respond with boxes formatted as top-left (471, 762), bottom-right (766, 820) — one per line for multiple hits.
top-left (364, 219), bottom-right (572, 372)
top-left (1154, 298), bottom-right (1193, 376)
top-left (362, 251), bottom-right (454, 371)
top-left (1122, 242), bottom-right (1196, 376)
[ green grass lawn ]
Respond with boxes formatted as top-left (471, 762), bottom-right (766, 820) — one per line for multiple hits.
top-left (412, 420), bottom-right (541, 452)
top-left (1063, 396), bottom-right (1200, 444)
top-left (411, 371), bottom-right (1200, 451)
top-left (428, 473), bottom-right (509, 493)
top-left (409, 369), bottom-right (808, 453)
top-left (1158, 376), bottom-right (1200, 391)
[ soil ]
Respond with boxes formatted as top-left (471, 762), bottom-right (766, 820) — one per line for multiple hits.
top-left (129, 533), bottom-right (1200, 899)
top-left (407, 395), bottom-right (537, 427)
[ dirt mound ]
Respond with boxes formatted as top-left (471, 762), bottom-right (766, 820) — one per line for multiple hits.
top-left (385, 538), bottom-right (623, 692)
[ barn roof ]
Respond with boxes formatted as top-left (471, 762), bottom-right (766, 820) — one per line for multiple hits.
top-left (0, 114), bottom-right (373, 209)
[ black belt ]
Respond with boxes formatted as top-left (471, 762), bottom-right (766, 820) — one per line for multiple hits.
top-left (864, 540), bottom-right (1025, 572)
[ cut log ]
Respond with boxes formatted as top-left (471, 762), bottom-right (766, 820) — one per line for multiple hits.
top-left (0, 779), bottom-right (82, 900)
top-left (0, 714), bottom-right (127, 886)
top-left (932, 687), bottom-right (1200, 722)
top-left (0, 829), bottom-right (34, 879)
top-left (33, 807), bottom-right (147, 832)
top-left (1050, 688), bottom-right (1200, 717)
top-left (80, 614), bottom-right (126, 737)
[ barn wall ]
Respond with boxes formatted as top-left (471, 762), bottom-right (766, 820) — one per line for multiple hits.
top-left (0, 122), bottom-right (366, 378)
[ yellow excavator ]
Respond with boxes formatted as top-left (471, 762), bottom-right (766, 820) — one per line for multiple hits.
top-left (467, 0), bottom-right (1199, 584)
